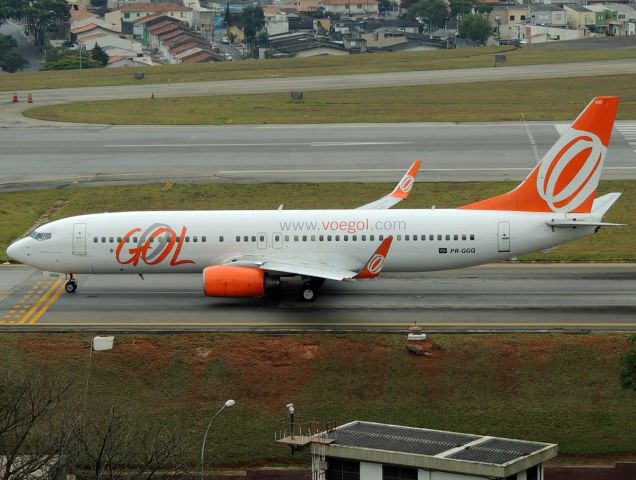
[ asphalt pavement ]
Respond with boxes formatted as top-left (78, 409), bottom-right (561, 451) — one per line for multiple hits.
top-left (1, 264), bottom-right (634, 332)
top-left (0, 121), bottom-right (634, 190)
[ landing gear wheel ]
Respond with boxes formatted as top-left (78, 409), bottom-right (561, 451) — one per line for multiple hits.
top-left (65, 281), bottom-right (77, 293)
top-left (299, 281), bottom-right (317, 302)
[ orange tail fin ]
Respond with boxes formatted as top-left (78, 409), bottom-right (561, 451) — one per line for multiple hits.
top-left (460, 96), bottom-right (620, 213)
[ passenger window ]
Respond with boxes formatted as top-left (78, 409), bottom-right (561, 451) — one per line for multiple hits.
top-left (285, 235), bottom-right (290, 242)
top-left (311, 235), bottom-right (316, 241)
top-left (470, 234), bottom-right (475, 240)
top-left (362, 235), bottom-right (367, 241)
top-left (344, 235), bottom-right (348, 241)
top-left (319, 235), bottom-right (324, 241)
top-left (302, 235), bottom-right (307, 241)
top-left (394, 235), bottom-right (399, 241)
top-left (94, 237), bottom-right (98, 243)
top-left (252, 236), bottom-right (256, 242)
top-left (379, 235), bottom-right (384, 241)
top-left (259, 235), bottom-right (265, 242)
top-left (243, 236), bottom-right (248, 242)
top-left (202, 236), bottom-right (206, 242)
top-left (462, 234), bottom-right (466, 241)
top-left (437, 235), bottom-right (442, 241)
top-left (176, 237), bottom-right (181, 243)
top-left (370, 235), bottom-right (374, 241)
top-left (405, 235), bottom-right (409, 241)
top-left (193, 236), bottom-right (198, 243)
top-left (218, 236), bottom-right (223, 242)
top-left (445, 234), bottom-right (450, 241)
top-left (133, 237), bottom-right (138, 243)
top-left (327, 235), bottom-right (332, 241)
top-left (117, 237), bottom-right (122, 243)
top-left (294, 235), bottom-right (299, 242)
top-left (335, 235), bottom-right (340, 241)
top-left (429, 234), bottom-right (434, 241)
top-left (454, 234), bottom-right (458, 240)
top-left (126, 237), bottom-right (130, 243)
top-left (101, 237), bottom-right (106, 243)
top-left (186, 236), bottom-right (190, 242)
top-left (236, 236), bottom-right (240, 242)
top-left (352, 235), bottom-right (357, 241)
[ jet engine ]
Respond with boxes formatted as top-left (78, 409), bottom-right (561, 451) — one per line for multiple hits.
top-left (202, 265), bottom-right (279, 297)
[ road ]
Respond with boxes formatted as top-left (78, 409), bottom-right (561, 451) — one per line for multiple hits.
top-left (2, 59), bottom-right (636, 113)
top-left (1, 264), bottom-right (635, 332)
top-left (0, 121), bottom-right (635, 190)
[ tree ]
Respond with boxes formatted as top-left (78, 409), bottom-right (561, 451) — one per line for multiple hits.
top-left (92, 44), bottom-right (109, 66)
top-left (223, 2), bottom-right (232, 27)
top-left (448, 0), bottom-right (474, 17)
top-left (0, 34), bottom-right (27, 72)
top-left (238, 5), bottom-right (265, 54)
top-left (378, 0), bottom-right (392, 15)
top-left (458, 12), bottom-right (491, 45)
top-left (43, 54), bottom-right (102, 70)
top-left (0, 373), bottom-right (77, 480)
top-left (620, 335), bottom-right (636, 391)
top-left (408, 0), bottom-right (448, 31)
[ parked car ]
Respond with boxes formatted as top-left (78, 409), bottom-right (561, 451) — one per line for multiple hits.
top-left (221, 36), bottom-right (229, 44)
top-left (224, 53), bottom-right (233, 61)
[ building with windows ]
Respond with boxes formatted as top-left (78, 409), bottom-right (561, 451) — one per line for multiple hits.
top-left (282, 421), bottom-right (557, 480)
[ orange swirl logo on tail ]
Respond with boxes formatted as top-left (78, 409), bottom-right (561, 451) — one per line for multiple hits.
top-left (536, 129), bottom-right (607, 213)
top-left (116, 224), bottom-right (195, 267)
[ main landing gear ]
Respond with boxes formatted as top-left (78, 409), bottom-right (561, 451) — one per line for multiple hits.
top-left (65, 274), bottom-right (77, 293)
top-left (298, 277), bottom-right (325, 302)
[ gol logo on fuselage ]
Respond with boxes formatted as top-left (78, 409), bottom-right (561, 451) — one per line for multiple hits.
top-left (116, 223), bottom-right (195, 266)
top-left (536, 129), bottom-right (607, 213)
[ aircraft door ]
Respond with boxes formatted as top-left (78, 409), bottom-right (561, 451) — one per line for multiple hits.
top-left (257, 232), bottom-right (267, 249)
top-left (73, 223), bottom-right (87, 255)
top-left (498, 221), bottom-right (510, 253)
top-left (272, 232), bottom-right (283, 249)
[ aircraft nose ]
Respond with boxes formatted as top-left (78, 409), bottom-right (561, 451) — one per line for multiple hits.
top-left (6, 238), bottom-right (29, 264)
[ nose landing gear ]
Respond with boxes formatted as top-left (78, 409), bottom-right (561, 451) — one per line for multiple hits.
top-left (65, 274), bottom-right (77, 293)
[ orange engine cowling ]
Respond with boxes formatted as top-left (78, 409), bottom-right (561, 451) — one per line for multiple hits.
top-left (203, 265), bottom-right (266, 297)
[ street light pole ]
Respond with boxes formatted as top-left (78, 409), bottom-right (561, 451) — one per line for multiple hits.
top-left (200, 399), bottom-right (235, 480)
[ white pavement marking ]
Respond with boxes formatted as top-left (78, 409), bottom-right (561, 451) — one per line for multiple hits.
top-left (616, 123), bottom-right (636, 155)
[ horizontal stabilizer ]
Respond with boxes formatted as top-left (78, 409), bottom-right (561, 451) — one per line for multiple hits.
top-left (592, 192), bottom-right (621, 216)
top-left (546, 220), bottom-right (625, 228)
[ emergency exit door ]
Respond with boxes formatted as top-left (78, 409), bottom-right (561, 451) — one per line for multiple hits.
top-left (498, 221), bottom-right (510, 253)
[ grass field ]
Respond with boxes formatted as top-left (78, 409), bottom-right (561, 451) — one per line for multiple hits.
top-left (25, 74), bottom-right (636, 124)
top-left (1, 333), bottom-right (635, 467)
top-left (2, 42), bottom-right (636, 92)
top-left (1, 180), bottom-right (633, 263)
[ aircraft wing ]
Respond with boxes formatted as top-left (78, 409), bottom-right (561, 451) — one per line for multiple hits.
top-left (224, 237), bottom-right (394, 281)
top-left (356, 160), bottom-right (421, 210)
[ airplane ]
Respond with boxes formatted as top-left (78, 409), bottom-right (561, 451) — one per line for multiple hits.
top-left (6, 96), bottom-right (624, 302)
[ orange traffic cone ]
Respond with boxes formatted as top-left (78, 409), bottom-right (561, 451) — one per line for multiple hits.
top-left (12, 93), bottom-right (18, 103)
top-left (27, 93), bottom-right (33, 103)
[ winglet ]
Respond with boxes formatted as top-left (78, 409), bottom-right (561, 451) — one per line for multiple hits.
top-left (354, 236), bottom-right (393, 279)
top-left (356, 160), bottom-right (422, 210)
top-left (389, 159), bottom-right (422, 200)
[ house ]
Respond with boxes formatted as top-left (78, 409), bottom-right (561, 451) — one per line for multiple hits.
top-left (106, 55), bottom-right (155, 67)
top-left (264, 7), bottom-right (290, 36)
top-left (112, 3), bottom-right (194, 35)
top-left (564, 5), bottom-right (596, 30)
top-left (320, 0), bottom-right (379, 20)
top-left (70, 22), bottom-right (120, 42)
top-left (264, 31), bottom-right (349, 57)
top-left (529, 4), bottom-right (567, 27)
top-left (490, 5), bottom-right (529, 40)
top-left (296, 0), bottom-right (321, 12)
top-left (604, 3), bottom-right (636, 35)
top-left (584, 4), bottom-right (618, 33)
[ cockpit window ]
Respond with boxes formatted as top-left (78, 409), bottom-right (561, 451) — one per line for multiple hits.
top-left (30, 231), bottom-right (52, 241)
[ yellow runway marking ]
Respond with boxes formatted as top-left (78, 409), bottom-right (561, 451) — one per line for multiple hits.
top-left (18, 279), bottom-right (64, 324)
top-left (29, 282), bottom-right (66, 324)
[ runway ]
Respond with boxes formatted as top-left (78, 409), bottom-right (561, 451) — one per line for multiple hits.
top-left (1, 121), bottom-right (636, 190)
top-left (1, 264), bottom-right (635, 332)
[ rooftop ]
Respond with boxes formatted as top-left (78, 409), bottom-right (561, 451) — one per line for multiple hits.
top-left (120, 2), bottom-right (192, 12)
top-left (315, 421), bottom-right (558, 478)
top-left (321, 0), bottom-right (378, 4)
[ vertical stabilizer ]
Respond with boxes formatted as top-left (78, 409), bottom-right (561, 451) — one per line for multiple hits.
top-left (460, 96), bottom-right (620, 213)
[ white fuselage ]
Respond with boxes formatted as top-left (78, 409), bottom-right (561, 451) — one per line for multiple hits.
top-left (9, 208), bottom-right (598, 276)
